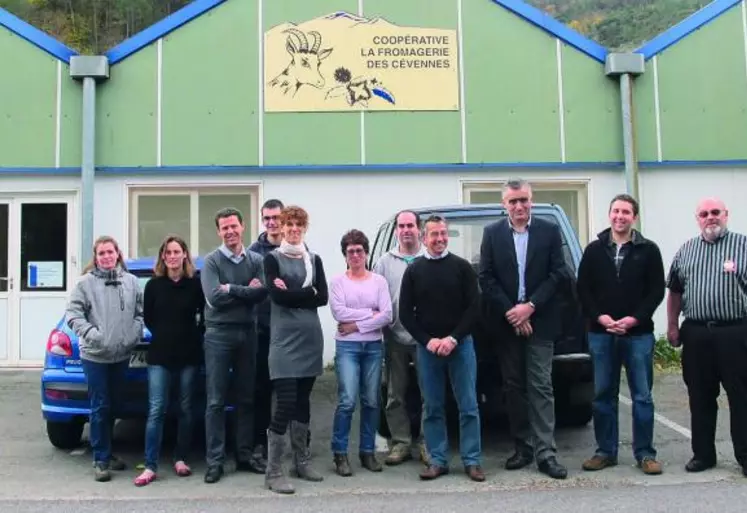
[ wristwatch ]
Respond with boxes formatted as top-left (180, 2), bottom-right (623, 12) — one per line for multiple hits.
top-left (446, 335), bottom-right (458, 345)
top-left (527, 301), bottom-right (536, 310)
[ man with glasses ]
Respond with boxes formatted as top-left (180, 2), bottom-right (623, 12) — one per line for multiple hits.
top-left (478, 178), bottom-right (568, 479)
top-left (666, 197), bottom-right (747, 478)
top-left (373, 210), bottom-right (428, 466)
top-left (247, 199), bottom-right (284, 469)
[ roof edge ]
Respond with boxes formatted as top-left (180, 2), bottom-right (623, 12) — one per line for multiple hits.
top-left (0, 7), bottom-right (78, 63)
top-left (105, 0), bottom-right (227, 65)
top-left (635, 0), bottom-right (742, 60)
top-left (491, 0), bottom-right (608, 63)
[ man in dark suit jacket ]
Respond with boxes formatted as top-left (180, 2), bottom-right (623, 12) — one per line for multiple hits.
top-left (478, 178), bottom-right (568, 480)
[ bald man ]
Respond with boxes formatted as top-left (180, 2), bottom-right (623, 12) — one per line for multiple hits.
top-left (666, 197), bottom-right (747, 478)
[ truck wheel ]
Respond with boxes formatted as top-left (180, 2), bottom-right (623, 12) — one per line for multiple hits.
top-left (557, 403), bottom-right (593, 428)
top-left (46, 420), bottom-right (84, 450)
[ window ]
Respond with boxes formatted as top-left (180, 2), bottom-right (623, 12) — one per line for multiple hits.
top-left (463, 181), bottom-right (589, 246)
top-left (129, 186), bottom-right (259, 258)
top-left (20, 203), bottom-right (68, 292)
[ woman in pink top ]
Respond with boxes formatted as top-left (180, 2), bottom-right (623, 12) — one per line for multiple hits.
top-left (329, 229), bottom-right (393, 477)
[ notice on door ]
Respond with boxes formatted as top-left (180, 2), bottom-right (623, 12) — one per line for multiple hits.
top-left (28, 261), bottom-right (64, 288)
top-left (264, 11), bottom-right (459, 112)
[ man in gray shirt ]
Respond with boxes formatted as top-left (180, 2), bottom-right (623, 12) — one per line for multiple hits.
top-left (201, 207), bottom-right (268, 484)
top-left (373, 210), bottom-right (428, 466)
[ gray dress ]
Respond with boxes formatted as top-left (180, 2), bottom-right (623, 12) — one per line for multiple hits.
top-left (267, 251), bottom-right (326, 380)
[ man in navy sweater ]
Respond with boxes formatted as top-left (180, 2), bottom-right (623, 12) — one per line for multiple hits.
top-left (577, 194), bottom-right (665, 475)
top-left (399, 215), bottom-right (484, 482)
top-left (201, 207), bottom-right (268, 484)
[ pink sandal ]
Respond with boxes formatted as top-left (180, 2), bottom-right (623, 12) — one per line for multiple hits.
top-left (134, 469), bottom-right (156, 487)
top-left (174, 461), bottom-right (192, 477)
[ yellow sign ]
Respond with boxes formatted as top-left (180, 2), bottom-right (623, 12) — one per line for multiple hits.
top-left (263, 12), bottom-right (460, 112)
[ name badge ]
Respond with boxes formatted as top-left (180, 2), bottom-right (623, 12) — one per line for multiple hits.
top-left (724, 259), bottom-right (737, 273)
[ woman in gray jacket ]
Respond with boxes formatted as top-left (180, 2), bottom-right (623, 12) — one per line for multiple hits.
top-left (65, 235), bottom-right (144, 482)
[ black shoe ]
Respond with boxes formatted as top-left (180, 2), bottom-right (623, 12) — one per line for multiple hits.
top-left (204, 465), bottom-right (224, 484)
top-left (505, 451), bottom-right (533, 470)
top-left (538, 457), bottom-right (568, 480)
top-left (685, 458), bottom-right (716, 473)
top-left (236, 458), bottom-right (266, 474)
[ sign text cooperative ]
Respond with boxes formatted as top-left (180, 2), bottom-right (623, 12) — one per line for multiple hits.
top-left (361, 34), bottom-right (452, 70)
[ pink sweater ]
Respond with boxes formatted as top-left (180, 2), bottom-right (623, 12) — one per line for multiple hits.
top-left (329, 272), bottom-right (393, 342)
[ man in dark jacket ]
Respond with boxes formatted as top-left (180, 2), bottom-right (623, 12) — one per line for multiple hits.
top-left (247, 198), bottom-right (284, 467)
top-left (577, 193), bottom-right (665, 475)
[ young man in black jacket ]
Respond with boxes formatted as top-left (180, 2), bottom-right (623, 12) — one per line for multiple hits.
top-left (399, 215), bottom-right (484, 483)
top-left (577, 193), bottom-right (666, 475)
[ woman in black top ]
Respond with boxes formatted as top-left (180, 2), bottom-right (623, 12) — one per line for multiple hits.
top-left (134, 235), bottom-right (204, 487)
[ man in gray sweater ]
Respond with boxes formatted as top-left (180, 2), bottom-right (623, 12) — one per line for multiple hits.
top-left (201, 207), bottom-right (268, 484)
top-left (373, 210), bottom-right (428, 466)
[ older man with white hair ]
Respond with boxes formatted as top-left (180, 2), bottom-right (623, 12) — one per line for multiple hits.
top-left (666, 197), bottom-right (747, 478)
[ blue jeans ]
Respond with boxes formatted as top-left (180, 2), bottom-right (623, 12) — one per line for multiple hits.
top-left (588, 332), bottom-right (656, 461)
top-left (331, 340), bottom-right (383, 454)
top-left (81, 359), bottom-right (129, 465)
top-left (417, 336), bottom-right (481, 467)
top-left (144, 365), bottom-right (197, 471)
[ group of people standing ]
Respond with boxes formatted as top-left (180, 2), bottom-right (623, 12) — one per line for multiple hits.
top-left (64, 179), bottom-right (747, 490)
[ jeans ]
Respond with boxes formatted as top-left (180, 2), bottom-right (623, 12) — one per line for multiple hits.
top-left (417, 336), bottom-right (481, 468)
top-left (588, 332), bottom-right (656, 462)
top-left (81, 358), bottom-right (129, 465)
top-left (331, 340), bottom-right (383, 454)
top-left (144, 365), bottom-right (197, 471)
top-left (204, 325), bottom-right (257, 468)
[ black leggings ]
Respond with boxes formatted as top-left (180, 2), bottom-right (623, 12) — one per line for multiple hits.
top-left (269, 377), bottom-right (316, 435)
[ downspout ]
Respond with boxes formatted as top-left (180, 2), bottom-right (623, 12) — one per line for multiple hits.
top-left (70, 56), bottom-right (110, 262)
top-left (605, 53), bottom-right (645, 204)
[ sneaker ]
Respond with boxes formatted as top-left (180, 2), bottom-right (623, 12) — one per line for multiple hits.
top-left (582, 454), bottom-right (617, 471)
top-left (639, 457), bottom-right (663, 475)
top-left (93, 462), bottom-right (111, 482)
top-left (385, 443), bottom-right (412, 466)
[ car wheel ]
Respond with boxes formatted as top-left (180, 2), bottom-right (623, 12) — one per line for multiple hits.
top-left (46, 420), bottom-right (84, 450)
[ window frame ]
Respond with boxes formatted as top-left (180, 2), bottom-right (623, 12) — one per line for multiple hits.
top-left (461, 179), bottom-right (590, 246)
top-left (127, 184), bottom-right (260, 259)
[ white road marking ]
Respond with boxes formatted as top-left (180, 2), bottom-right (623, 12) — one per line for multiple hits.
top-left (619, 394), bottom-right (692, 439)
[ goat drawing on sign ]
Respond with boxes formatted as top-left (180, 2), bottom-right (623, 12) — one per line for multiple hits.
top-left (268, 29), bottom-right (334, 97)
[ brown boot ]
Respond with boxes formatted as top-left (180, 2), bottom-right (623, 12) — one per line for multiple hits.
top-left (639, 457), bottom-right (663, 475)
top-left (582, 454), bottom-right (617, 471)
top-left (333, 453), bottom-right (353, 477)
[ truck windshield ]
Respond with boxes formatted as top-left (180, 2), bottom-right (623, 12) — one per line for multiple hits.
top-left (437, 213), bottom-right (572, 269)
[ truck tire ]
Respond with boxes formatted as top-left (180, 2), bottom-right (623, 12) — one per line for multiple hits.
top-left (557, 403), bottom-right (593, 428)
top-left (46, 420), bottom-right (84, 450)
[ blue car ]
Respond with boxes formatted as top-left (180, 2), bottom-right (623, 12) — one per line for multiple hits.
top-left (40, 257), bottom-right (208, 449)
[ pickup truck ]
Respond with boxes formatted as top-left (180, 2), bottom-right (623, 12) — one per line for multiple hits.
top-left (368, 203), bottom-right (594, 436)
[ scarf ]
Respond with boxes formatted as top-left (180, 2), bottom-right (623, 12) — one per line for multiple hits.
top-left (278, 240), bottom-right (313, 288)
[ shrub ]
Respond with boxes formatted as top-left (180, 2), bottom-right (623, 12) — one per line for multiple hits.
top-left (653, 335), bottom-right (681, 371)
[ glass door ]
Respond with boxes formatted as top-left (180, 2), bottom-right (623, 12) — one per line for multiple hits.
top-left (2, 197), bottom-right (76, 365)
top-left (0, 202), bottom-right (10, 361)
